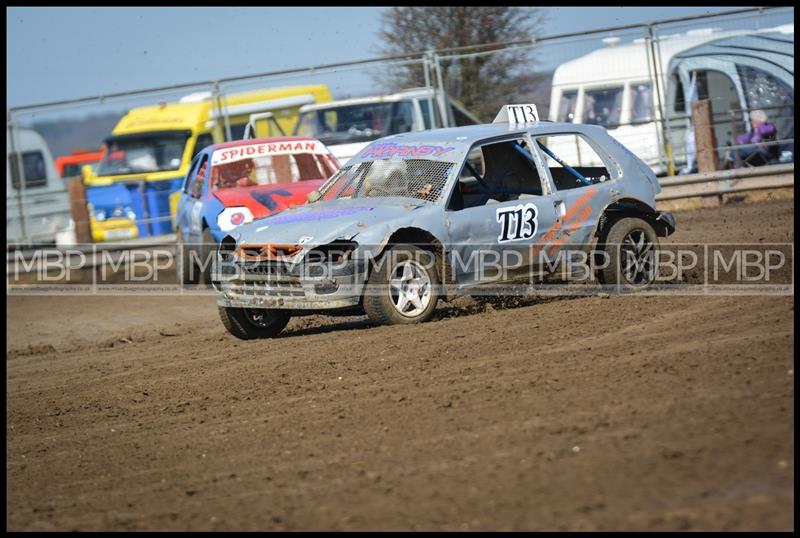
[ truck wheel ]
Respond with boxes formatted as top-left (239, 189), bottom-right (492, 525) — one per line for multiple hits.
top-left (597, 217), bottom-right (659, 289)
top-left (218, 307), bottom-right (290, 340)
top-left (177, 233), bottom-right (199, 286)
top-left (363, 244), bottom-right (440, 326)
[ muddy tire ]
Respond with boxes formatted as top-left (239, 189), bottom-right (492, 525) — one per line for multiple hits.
top-left (363, 244), bottom-right (440, 326)
top-left (596, 217), bottom-right (659, 289)
top-left (218, 307), bottom-right (290, 340)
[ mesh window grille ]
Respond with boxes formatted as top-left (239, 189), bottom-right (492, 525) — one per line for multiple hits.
top-left (318, 158), bottom-right (455, 203)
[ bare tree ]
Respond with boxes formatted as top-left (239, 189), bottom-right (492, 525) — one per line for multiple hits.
top-left (376, 7), bottom-right (549, 121)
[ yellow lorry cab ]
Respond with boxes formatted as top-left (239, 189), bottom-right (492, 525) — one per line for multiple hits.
top-left (83, 84), bottom-right (332, 241)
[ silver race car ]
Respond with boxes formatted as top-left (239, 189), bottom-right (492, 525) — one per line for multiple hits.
top-left (212, 105), bottom-right (675, 339)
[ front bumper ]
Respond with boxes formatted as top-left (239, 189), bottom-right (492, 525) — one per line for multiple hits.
top-left (91, 217), bottom-right (140, 242)
top-left (212, 257), bottom-right (368, 311)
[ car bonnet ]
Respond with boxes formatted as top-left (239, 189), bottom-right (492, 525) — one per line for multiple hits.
top-left (230, 197), bottom-right (428, 249)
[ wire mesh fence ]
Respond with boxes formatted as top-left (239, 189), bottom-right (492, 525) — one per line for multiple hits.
top-left (7, 6), bottom-right (794, 248)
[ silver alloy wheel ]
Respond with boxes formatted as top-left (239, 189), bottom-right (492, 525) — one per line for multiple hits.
top-left (620, 228), bottom-right (656, 285)
top-left (244, 309), bottom-right (277, 328)
top-left (389, 260), bottom-right (433, 317)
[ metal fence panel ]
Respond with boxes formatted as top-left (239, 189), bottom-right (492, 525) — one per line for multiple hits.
top-left (6, 7), bottom-right (794, 248)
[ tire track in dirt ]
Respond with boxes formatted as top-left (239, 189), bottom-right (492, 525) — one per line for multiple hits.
top-left (6, 199), bottom-right (794, 531)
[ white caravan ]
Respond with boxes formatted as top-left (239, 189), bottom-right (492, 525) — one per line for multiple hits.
top-left (548, 24), bottom-right (794, 175)
top-left (7, 126), bottom-right (75, 247)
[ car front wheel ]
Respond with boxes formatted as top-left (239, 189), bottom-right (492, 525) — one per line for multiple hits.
top-left (218, 307), bottom-right (290, 340)
top-left (363, 244), bottom-right (441, 326)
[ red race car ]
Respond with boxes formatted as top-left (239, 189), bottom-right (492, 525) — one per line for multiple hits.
top-left (175, 136), bottom-right (340, 283)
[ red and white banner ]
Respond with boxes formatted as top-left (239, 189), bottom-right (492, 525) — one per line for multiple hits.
top-left (211, 140), bottom-right (328, 165)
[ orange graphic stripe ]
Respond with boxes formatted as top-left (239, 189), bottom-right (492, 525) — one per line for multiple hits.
top-left (561, 188), bottom-right (598, 224)
top-left (544, 204), bottom-right (593, 258)
top-left (530, 187), bottom-right (598, 258)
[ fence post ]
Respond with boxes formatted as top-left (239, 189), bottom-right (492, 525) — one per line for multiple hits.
top-left (648, 24), bottom-right (677, 176)
top-left (212, 81), bottom-right (232, 142)
top-left (422, 53), bottom-right (436, 128)
top-left (729, 109), bottom-right (742, 169)
top-left (692, 99), bottom-right (720, 173)
top-left (644, 25), bottom-right (668, 175)
top-left (66, 176), bottom-right (93, 244)
top-left (432, 52), bottom-right (449, 128)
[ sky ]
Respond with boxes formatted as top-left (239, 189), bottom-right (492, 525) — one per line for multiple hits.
top-left (6, 6), bottom-right (768, 110)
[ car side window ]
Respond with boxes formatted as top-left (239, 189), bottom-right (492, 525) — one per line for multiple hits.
top-left (419, 99), bottom-right (434, 129)
top-left (190, 154), bottom-right (210, 197)
top-left (448, 138), bottom-right (544, 211)
top-left (183, 154), bottom-right (202, 193)
top-left (534, 134), bottom-right (617, 191)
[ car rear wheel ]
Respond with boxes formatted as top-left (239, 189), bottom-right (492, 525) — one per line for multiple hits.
top-left (218, 307), bottom-right (291, 340)
top-left (596, 217), bottom-right (659, 289)
top-left (363, 244), bottom-right (440, 325)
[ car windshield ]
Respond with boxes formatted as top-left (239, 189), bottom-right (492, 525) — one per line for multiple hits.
top-left (317, 158), bottom-right (454, 203)
top-left (97, 132), bottom-right (189, 175)
top-left (294, 101), bottom-right (414, 146)
top-left (211, 151), bottom-right (337, 191)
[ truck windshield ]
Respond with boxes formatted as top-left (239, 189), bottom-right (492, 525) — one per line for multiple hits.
top-left (96, 131), bottom-right (190, 176)
top-left (295, 101), bottom-right (414, 146)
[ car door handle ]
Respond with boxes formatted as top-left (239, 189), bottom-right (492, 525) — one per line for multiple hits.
top-left (553, 199), bottom-right (566, 218)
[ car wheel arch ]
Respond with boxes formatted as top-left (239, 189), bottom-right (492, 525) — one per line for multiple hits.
top-left (370, 226), bottom-right (451, 295)
top-left (594, 197), bottom-right (672, 241)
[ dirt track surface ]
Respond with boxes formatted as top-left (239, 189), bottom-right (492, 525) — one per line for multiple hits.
top-left (6, 199), bottom-right (795, 531)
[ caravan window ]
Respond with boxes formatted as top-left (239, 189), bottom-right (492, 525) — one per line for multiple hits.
top-left (9, 151), bottom-right (48, 190)
top-left (630, 83), bottom-right (654, 123)
top-left (557, 90), bottom-right (578, 122)
top-left (584, 87), bottom-right (623, 128)
top-left (737, 65), bottom-right (794, 117)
